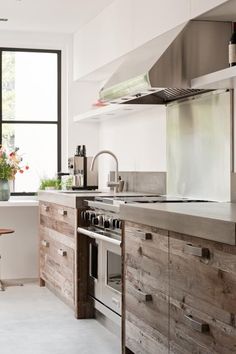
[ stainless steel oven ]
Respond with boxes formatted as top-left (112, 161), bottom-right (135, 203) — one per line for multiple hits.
top-left (78, 200), bottom-right (122, 324)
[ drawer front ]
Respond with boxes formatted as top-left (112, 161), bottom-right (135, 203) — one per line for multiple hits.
top-left (40, 201), bottom-right (76, 239)
top-left (126, 314), bottom-right (168, 354)
top-left (124, 222), bottom-right (169, 353)
top-left (169, 231), bottom-right (236, 353)
top-left (40, 229), bottom-right (74, 304)
top-left (169, 301), bottom-right (236, 354)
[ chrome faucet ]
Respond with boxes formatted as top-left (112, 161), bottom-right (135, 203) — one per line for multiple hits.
top-left (90, 150), bottom-right (121, 191)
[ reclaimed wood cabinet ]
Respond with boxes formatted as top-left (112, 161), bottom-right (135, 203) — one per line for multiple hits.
top-left (169, 231), bottom-right (236, 354)
top-left (39, 200), bottom-right (94, 319)
top-left (123, 222), bottom-right (236, 354)
top-left (124, 222), bottom-right (169, 354)
top-left (39, 201), bottom-right (77, 307)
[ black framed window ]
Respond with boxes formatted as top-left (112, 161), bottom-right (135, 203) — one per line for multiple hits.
top-left (0, 48), bottom-right (61, 195)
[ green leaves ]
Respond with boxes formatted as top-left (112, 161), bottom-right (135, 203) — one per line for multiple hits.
top-left (39, 178), bottom-right (61, 190)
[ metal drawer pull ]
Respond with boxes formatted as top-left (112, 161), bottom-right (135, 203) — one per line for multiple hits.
top-left (41, 240), bottom-right (49, 247)
top-left (58, 209), bottom-right (67, 216)
top-left (42, 205), bottom-right (49, 212)
top-left (184, 244), bottom-right (210, 258)
top-left (135, 230), bottom-right (152, 240)
top-left (57, 249), bottom-right (67, 257)
top-left (185, 314), bottom-right (209, 333)
top-left (133, 287), bottom-right (152, 302)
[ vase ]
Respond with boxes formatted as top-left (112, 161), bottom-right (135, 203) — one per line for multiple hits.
top-left (0, 180), bottom-right (10, 201)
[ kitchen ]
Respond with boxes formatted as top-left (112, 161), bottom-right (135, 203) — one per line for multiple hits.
top-left (1, 0), bottom-right (236, 354)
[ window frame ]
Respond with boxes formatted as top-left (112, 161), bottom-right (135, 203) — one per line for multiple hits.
top-left (0, 47), bottom-right (61, 196)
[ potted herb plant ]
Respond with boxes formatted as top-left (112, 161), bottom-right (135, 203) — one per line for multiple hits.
top-left (39, 178), bottom-right (61, 191)
top-left (0, 146), bottom-right (29, 201)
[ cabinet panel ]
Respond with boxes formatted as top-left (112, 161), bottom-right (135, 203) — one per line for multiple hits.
top-left (169, 231), bottom-right (236, 353)
top-left (40, 228), bottom-right (74, 304)
top-left (40, 201), bottom-right (76, 238)
top-left (124, 222), bottom-right (169, 353)
top-left (39, 201), bottom-right (76, 307)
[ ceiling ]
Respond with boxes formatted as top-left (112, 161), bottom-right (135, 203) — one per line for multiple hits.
top-left (0, 0), bottom-right (114, 34)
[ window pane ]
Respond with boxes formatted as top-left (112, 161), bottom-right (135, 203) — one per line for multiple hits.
top-left (2, 51), bottom-right (57, 121)
top-left (2, 124), bottom-right (57, 192)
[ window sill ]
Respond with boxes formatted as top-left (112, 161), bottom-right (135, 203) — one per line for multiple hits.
top-left (0, 196), bottom-right (39, 207)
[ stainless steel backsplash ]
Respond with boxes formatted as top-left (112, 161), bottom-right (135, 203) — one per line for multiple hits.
top-left (166, 91), bottom-right (231, 201)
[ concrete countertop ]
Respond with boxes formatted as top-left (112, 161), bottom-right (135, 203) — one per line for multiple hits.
top-left (120, 202), bottom-right (236, 245)
top-left (38, 190), bottom-right (158, 208)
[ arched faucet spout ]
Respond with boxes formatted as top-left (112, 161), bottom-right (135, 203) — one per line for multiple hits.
top-left (90, 150), bottom-right (120, 191)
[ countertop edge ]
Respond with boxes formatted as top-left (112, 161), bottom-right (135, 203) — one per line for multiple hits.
top-left (120, 205), bottom-right (236, 245)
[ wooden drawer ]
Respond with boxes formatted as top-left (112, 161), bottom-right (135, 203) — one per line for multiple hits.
top-left (169, 301), bottom-right (236, 354)
top-left (39, 201), bottom-right (76, 239)
top-left (40, 229), bottom-right (74, 304)
top-left (169, 231), bottom-right (236, 353)
top-left (126, 313), bottom-right (168, 354)
top-left (124, 222), bottom-right (169, 353)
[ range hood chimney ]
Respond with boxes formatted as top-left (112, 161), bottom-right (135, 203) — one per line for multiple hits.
top-left (99, 20), bottom-right (231, 104)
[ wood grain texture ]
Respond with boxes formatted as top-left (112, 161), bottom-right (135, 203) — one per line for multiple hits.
top-left (40, 202), bottom-right (76, 227)
top-left (39, 200), bottom-right (95, 319)
top-left (124, 221), bottom-right (169, 354)
top-left (76, 230), bottom-right (94, 319)
top-left (169, 231), bottom-right (236, 353)
top-left (123, 221), bottom-right (236, 354)
top-left (39, 233), bottom-right (74, 304)
top-left (39, 201), bottom-right (76, 308)
top-left (40, 214), bottom-right (75, 239)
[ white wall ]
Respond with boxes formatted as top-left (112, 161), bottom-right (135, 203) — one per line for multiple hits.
top-left (0, 205), bottom-right (38, 279)
top-left (69, 80), bottom-right (100, 156)
top-left (98, 106), bottom-right (166, 189)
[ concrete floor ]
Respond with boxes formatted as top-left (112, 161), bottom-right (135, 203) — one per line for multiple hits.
top-left (0, 282), bottom-right (121, 354)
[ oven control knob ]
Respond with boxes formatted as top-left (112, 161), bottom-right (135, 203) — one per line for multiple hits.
top-left (93, 217), bottom-right (99, 225)
top-left (85, 211), bottom-right (90, 221)
top-left (113, 219), bottom-right (122, 229)
top-left (98, 215), bottom-right (104, 225)
top-left (104, 220), bottom-right (110, 228)
top-left (89, 212), bottom-right (96, 220)
top-left (113, 219), bottom-right (118, 228)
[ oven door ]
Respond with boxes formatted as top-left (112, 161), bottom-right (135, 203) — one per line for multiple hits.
top-left (78, 227), bottom-right (121, 315)
top-left (101, 240), bottom-right (121, 315)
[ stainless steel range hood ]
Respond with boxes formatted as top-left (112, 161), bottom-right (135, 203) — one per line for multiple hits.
top-left (99, 20), bottom-right (231, 105)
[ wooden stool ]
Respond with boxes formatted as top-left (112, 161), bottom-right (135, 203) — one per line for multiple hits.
top-left (0, 229), bottom-right (16, 291)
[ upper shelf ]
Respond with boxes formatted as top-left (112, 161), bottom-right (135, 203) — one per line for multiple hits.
top-left (73, 104), bottom-right (158, 122)
top-left (191, 66), bottom-right (236, 90)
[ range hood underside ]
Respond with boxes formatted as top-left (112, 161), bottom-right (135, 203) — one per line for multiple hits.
top-left (121, 88), bottom-right (210, 105)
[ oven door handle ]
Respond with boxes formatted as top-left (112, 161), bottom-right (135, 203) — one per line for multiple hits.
top-left (77, 227), bottom-right (121, 247)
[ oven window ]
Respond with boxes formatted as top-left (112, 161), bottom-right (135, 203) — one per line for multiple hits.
top-left (90, 243), bottom-right (98, 279)
top-left (107, 251), bottom-right (121, 293)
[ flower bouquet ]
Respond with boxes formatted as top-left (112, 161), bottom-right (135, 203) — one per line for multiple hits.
top-left (0, 146), bottom-right (29, 200)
